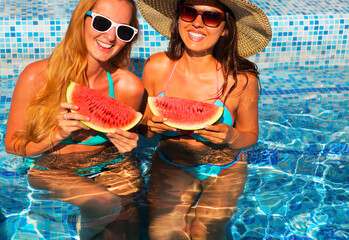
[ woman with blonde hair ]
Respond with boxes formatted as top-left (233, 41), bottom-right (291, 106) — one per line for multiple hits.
top-left (5, 0), bottom-right (144, 239)
top-left (138, 0), bottom-right (272, 239)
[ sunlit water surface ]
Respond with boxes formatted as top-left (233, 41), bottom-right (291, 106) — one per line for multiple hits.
top-left (0, 94), bottom-right (348, 239)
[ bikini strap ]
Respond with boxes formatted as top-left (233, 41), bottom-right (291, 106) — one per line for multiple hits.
top-left (106, 71), bottom-right (115, 99)
top-left (163, 61), bottom-right (179, 95)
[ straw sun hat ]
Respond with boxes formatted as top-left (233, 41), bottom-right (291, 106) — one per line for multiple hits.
top-left (137, 0), bottom-right (272, 57)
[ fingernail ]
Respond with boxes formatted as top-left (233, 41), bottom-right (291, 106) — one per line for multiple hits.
top-left (194, 130), bottom-right (198, 133)
top-left (115, 129), bottom-right (120, 134)
top-left (74, 105), bottom-right (79, 110)
top-left (163, 118), bottom-right (168, 121)
top-left (85, 117), bottom-right (90, 121)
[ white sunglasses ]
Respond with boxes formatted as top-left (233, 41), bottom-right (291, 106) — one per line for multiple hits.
top-left (86, 11), bottom-right (138, 42)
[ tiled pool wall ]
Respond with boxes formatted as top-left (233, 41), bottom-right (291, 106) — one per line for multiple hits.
top-left (0, 1), bottom-right (348, 239)
top-left (1, 0), bottom-right (349, 122)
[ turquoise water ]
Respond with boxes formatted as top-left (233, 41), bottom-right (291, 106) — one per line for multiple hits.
top-left (1, 0), bottom-right (349, 239)
top-left (1, 85), bottom-right (348, 239)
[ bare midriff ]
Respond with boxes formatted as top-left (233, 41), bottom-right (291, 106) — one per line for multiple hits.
top-left (158, 136), bottom-right (240, 166)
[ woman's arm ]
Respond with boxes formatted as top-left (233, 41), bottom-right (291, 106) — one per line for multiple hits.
top-left (195, 72), bottom-right (260, 149)
top-left (139, 56), bottom-right (157, 138)
top-left (106, 69), bottom-right (145, 153)
top-left (4, 60), bottom-right (55, 156)
top-left (114, 69), bottom-right (145, 113)
top-left (227, 72), bottom-right (259, 148)
top-left (138, 53), bottom-right (177, 138)
top-left (5, 60), bottom-right (89, 156)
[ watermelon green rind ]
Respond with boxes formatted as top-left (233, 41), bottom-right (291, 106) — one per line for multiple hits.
top-left (148, 96), bottom-right (224, 130)
top-left (65, 81), bottom-right (75, 108)
top-left (66, 81), bottom-right (142, 132)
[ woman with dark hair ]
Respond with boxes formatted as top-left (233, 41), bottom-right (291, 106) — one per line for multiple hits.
top-left (138, 0), bottom-right (271, 239)
top-left (5, 0), bottom-right (144, 239)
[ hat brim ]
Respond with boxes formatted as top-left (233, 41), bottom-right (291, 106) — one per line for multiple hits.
top-left (137, 0), bottom-right (272, 57)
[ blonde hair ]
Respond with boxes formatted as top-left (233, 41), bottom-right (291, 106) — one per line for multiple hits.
top-left (14, 0), bottom-right (139, 155)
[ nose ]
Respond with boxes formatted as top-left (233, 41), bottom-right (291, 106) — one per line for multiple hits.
top-left (105, 26), bottom-right (117, 41)
top-left (192, 14), bottom-right (204, 28)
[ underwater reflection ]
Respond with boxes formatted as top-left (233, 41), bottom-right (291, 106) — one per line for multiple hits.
top-left (27, 145), bottom-right (142, 240)
top-left (147, 152), bottom-right (248, 240)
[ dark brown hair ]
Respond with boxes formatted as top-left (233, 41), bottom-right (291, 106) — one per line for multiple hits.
top-left (166, 1), bottom-right (260, 101)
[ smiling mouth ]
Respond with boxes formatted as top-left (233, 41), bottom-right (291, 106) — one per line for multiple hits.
top-left (188, 31), bottom-right (205, 39)
top-left (96, 40), bottom-right (113, 49)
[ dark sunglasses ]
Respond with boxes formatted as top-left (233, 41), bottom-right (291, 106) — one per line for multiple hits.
top-left (180, 5), bottom-right (225, 28)
top-left (86, 11), bottom-right (138, 42)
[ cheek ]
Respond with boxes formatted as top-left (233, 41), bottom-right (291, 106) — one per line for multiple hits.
top-left (84, 19), bottom-right (98, 41)
top-left (84, 22), bottom-right (92, 43)
top-left (210, 25), bottom-right (226, 40)
top-left (84, 18), bottom-right (91, 35)
top-left (178, 20), bottom-right (190, 38)
top-left (178, 18), bottom-right (192, 28)
top-left (115, 41), bottom-right (127, 53)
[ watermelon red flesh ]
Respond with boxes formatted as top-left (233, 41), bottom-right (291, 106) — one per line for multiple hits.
top-left (148, 96), bottom-right (223, 130)
top-left (66, 82), bottom-right (142, 132)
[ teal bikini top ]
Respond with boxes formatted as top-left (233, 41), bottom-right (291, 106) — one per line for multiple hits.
top-left (157, 61), bottom-right (234, 142)
top-left (60, 72), bottom-right (115, 146)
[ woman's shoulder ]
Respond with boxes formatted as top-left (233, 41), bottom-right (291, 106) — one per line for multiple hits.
top-left (113, 67), bottom-right (140, 82)
top-left (112, 68), bottom-right (144, 95)
top-left (144, 52), bottom-right (172, 71)
top-left (147, 52), bottom-right (169, 61)
top-left (237, 71), bottom-right (258, 83)
top-left (143, 52), bottom-right (175, 80)
top-left (23, 59), bottom-right (49, 73)
top-left (18, 59), bottom-right (49, 85)
top-left (235, 71), bottom-right (260, 96)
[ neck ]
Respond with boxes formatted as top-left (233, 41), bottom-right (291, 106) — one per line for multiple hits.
top-left (180, 52), bottom-right (217, 75)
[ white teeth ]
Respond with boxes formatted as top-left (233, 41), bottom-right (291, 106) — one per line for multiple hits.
top-left (97, 40), bottom-right (112, 49)
top-left (188, 31), bottom-right (205, 39)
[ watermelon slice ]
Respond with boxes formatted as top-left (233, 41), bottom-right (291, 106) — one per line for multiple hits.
top-left (148, 96), bottom-right (223, 130)
top-left (66, 82), bottom-right (142, 132)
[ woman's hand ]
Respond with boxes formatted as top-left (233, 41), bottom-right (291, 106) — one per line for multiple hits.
top-left (107, 130), bottom-right (139, 154)
top-left (147, 115), bottom-right (177, 134)
top-left (194, 123), bottom-right (238, 145)
top-left (56, 102), bottom-right (90, 139)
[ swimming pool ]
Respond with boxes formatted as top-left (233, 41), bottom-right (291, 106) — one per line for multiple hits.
top-left (1, 0), bottom-right (348, 239)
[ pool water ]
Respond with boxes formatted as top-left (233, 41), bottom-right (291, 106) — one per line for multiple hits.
top-left (0, 89), bottom-right (348, 239)
top-left (1, 71), bottom-right (348, 239)
top-left (1, 0), bottom-right (349, 239)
